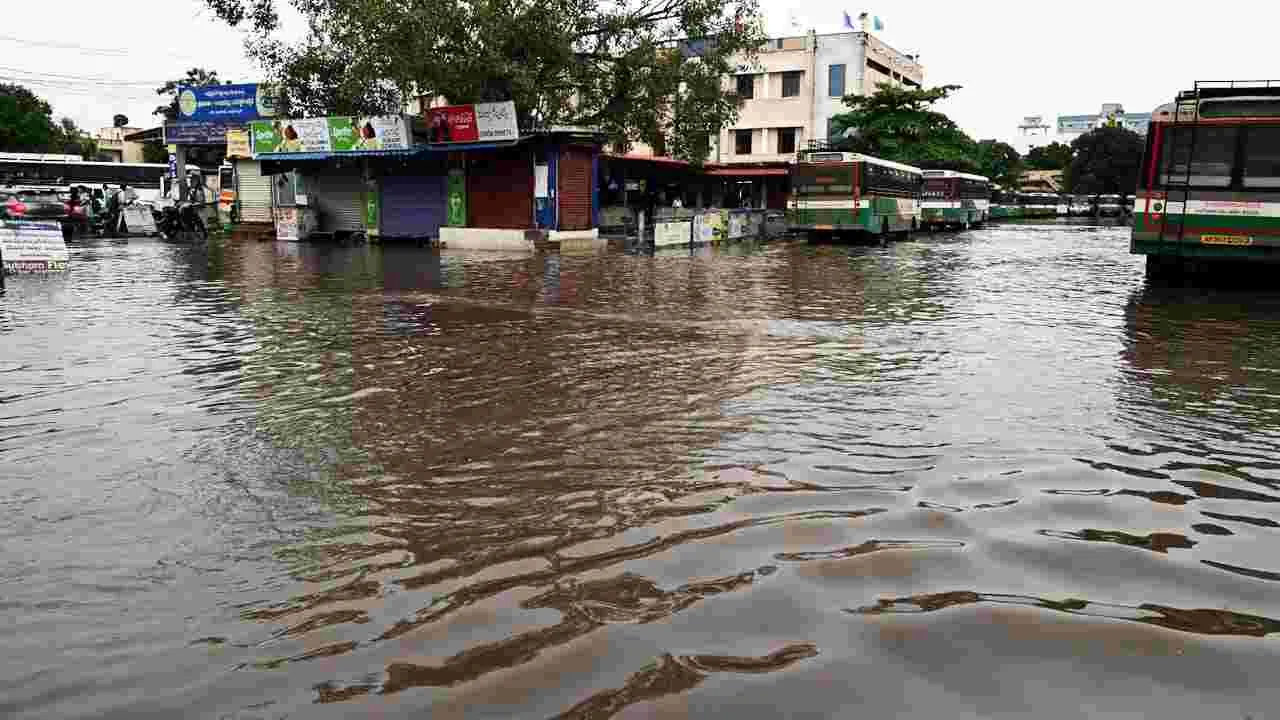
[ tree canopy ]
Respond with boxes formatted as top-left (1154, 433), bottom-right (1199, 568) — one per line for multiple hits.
top-left (0, 83), bottom-right (96, 158)
top-left (200, 0), bottom-right (766, 162)
top-left (829, 83), bottom-right (1024, 186)
top-left (1066, 126), bottom-right (1145, 194)
top-left (154, 68), bottom-right (229, 121)
top-left (1025, 141), bottom-right (1073, 170)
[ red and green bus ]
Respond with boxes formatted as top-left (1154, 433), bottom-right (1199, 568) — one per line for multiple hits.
top-left (920, 169), bottom-right (990, 230)
top-left (789, 151), bottom-right (922, 240)
top-left (1133, 81), bottom-right (1280, 271)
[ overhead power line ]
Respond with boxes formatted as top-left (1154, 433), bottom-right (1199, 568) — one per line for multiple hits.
top-left (0, 33), bottom-right (212, 63)
top-left (0, 66), bottom-right (169, 87)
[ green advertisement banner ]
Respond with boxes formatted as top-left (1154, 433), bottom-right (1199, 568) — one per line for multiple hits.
top-left (251, 115), bottom-right (411, 155)
top-left (447, 170), bottom-right (467, 227)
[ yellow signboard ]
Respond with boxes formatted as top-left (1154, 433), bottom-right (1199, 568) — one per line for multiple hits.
top-left (225, 129), bottom-right (252, 159)
top-left (1200, 234), bottom-right (1253, 246)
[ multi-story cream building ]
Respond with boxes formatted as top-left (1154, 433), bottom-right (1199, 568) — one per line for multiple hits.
top-left (604, 30), bottom-right (925, 212)
top-left (712, 31), bottom-right (925, 165)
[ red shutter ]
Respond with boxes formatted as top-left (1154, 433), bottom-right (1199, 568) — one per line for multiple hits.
top-left (467, 148), bottom-right (533, 229)
top-left (557, 147), bottom-right (593, 230)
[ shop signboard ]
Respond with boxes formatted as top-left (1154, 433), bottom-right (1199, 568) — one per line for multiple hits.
top-left (225, 129), bottom-right (252, 158)
top-left (250, 118), bottom-right (331, 154)
top-left (165, 121), bottom-right (238, 145)
top-left (251, 116), bottom-right (412, 155)
top-left (177, 83), bottom-right (277, 122)
top-left (654, 220), bottom-right (692, 248)
top-left (328, 116), bottom-right (411, 152)
top-left (425, 101), bottom-right (518, 144)
top-left (0, 221), bottom-right (69, 274)
top-left (274, 208), bottom-right (316, 241)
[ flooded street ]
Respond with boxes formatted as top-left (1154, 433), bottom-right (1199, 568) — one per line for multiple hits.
top-left (6, 222), bottom-right (1280, 719)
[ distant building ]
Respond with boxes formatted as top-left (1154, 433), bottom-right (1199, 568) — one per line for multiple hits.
top-left (1057, 103), bottom-right (1152, 141)
top-left (95, 127), bottom-right (146, 163)
top-left (1013, 115), bottom-right (1052, 155)
top-left (1020, 169), bottom-right (1063, 193)
top-left (711, 30), bottom-right (925, 165)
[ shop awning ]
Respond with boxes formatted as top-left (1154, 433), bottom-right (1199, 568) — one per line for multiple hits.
top-left (603, 153), bottom-right (691, 167)
top-left (705, 168), bottom-right (788, 177)
top-left (253, 148), bottom-right (424, 161)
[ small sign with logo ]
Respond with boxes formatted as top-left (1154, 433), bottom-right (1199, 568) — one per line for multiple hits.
top-left (225, 129), bottom-right (252, 158)
top-left (425, 101), bottom-right (519, 144)
top-left (1200, 234), bottom-right (1253, 246)
top-left (0, 221), bottom-right (69, 274)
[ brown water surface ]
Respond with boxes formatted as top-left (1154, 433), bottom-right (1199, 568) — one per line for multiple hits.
top-left (4, 222), bottom-right (1280, 719)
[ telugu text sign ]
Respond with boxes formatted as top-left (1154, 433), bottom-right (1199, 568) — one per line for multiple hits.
top-left (177, 83), bottom-right (276, 122)
top-left (425, 102), bottom-right (518, 144)
top-left (0, 221), bottom-right (69, 274)
top-left (165, 121), bottom-right (237, 146)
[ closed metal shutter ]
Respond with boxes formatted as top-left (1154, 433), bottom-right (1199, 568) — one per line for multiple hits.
top-left (467, 148), bottom-right (532, 229)
top-left (235, 160), bottom-right (273, 223)
top-left (381, 175), bottom-right (446, 239)
top-left (557, 147), bottom-right (593, 230)
top-left (310, 170), bottom-right (365, 233)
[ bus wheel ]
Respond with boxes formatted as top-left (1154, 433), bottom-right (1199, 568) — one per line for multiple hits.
top-left (879, 219), bottom-right (890, 247)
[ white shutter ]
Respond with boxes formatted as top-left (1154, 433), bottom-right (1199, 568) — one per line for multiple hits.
top-left (235, 160), bottom-right (273, 223)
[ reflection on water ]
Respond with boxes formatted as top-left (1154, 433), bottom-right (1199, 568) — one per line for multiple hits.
top-left (5, 225), bottom-right (1280, 719)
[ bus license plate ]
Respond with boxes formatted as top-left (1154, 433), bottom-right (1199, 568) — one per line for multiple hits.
top-left (1200, 234), bottom-right (1253, 246)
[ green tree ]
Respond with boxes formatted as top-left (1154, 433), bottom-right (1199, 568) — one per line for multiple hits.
top-left (143, 142), bottom-right (169, 164)
top-left (1025, 141), bottom-right (1073, 170)
top-left (200, 0), bottom-right (767, 162)
top-left (1067, 126), bottom-right (1145, 194)
top-left (0, 84), bottom-right (97, 158)
top-left (154, 68), bottom-right (229, 121)
top-left (972, 139), bottom-right (1023, 189)
top-left (829, 83), bottom-right (979, 171)
top-left (0, 83), bottom-right (58, 152)
top-left (53, 117), bottom-right (97, 159)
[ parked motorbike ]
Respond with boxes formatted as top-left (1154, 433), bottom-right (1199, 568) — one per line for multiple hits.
top-left (156, 200), bottom-right (208, 241)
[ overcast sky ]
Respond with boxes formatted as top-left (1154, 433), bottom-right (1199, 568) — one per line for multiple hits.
top-left (4, 0), bottom-right (1274, 145)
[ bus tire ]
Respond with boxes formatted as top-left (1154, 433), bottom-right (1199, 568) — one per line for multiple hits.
top-left (879, 219), bottom-right (890, 246)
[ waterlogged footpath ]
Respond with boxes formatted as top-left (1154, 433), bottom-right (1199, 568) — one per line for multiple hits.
top-left (4, 222), bottom-right (1280, 719)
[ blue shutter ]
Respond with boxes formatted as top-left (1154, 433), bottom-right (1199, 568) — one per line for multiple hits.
top-left (380, 175), bottom-right (447, 239)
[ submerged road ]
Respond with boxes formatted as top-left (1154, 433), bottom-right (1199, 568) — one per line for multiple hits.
top-left (4, 221), bottom-right (1280, 719)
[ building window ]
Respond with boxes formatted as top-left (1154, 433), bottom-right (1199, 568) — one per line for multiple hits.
top-left (828, 64), bottom-right (846, 97)
top-left (736, 75), bottom-right (754, 100)
top-left (778, 128), bottom-right (797, 154)
top-left (781, 71), bottom-right (802, 98)
top-left (1244, 127), bottom-right (1280, 188)
top-left (735, 129), bottom-right (753, 155)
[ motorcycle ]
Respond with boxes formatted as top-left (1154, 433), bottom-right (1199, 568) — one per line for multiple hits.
top-left (156, 200), bottom-right (208, 241)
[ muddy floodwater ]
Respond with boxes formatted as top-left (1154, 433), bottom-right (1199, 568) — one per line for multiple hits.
top-left (5, 222), bottom-right (1280, 719)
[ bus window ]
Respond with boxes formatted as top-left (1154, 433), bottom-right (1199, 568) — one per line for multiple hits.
top-left (1243, 127), bottom-right (1280, 189)
top-left (1162, 126), bottom-right (1237, 187)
